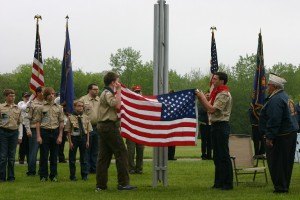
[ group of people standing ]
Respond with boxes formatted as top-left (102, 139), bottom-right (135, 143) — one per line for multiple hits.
top-left (0, 71), bottom-right (298, 193)
top-left (0, 71), bottom-right (140, 190)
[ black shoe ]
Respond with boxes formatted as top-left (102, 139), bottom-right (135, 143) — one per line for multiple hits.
top-left (117, 185), bottom-right (137, 190)
top-left (211, 184), bottom-right (222, 189)
top-left (136, 170), bottom-right (143, 174)
top-left (222, 186), bottom-right (233, 190)
top-left (40, 177), bottom-right (48, 182)
top-left (129, 170), bottom-right (136, 174)
top-left (26, 172), bottom-right (36, 176)
top-left (19, 160), bottom-right (25, 164)
top-left (82, 176), bottom-right (88, 181)
top-left (59, 160), bottom-right (67, 163)
top-left (273, 190), bottom-right (288, 193)
top-left (50, 177), bottom-right (58, 182)
top-left (168, 158), bottom-right (177, 161)
top-left (70, 177), bottom-right (78, 181)
top-left (95, 187), bottom-right (106, 192)
top-left (7, 178), bottom-right (15, 182)
top-left (89, 170), bottom-right (96, 174)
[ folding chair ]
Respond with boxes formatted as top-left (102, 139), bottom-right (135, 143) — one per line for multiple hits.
top-left (229, 134), bottom-right (268, 186)
top-left (295, 133), bottom-right (300, 163)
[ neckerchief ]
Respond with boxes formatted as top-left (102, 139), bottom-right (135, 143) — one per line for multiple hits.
top-left (104, 86), bottom-right (114, 95)
top-left (73, 111), bottom-right (85, 136)
top-left (210, 85), bottom-right (229, 105)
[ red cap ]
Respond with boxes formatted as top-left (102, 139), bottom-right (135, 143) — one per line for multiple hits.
top-left (132, 85), bottom-right (142, 91)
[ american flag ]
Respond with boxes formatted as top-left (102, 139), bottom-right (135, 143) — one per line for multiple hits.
top-left (210, 31), bottom-right (218, 73)
top-left (29, 23), bottom-right (44, 94)
top-left (120, 85), bottom-right (197, 147)
top-left (209, 31), bottom-right (219, 91)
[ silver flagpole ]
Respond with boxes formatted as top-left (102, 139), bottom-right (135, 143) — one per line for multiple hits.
top-left (153, 0), bottom-right (169, 187)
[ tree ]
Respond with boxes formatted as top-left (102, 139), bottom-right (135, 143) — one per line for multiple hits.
top-left (109, 47), bottom-right (143, 87)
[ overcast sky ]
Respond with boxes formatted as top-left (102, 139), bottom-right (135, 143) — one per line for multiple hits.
top-left (0, 0), bottom-right (299, 75)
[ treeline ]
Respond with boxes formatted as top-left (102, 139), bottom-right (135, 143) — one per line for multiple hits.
top-left (0, 47), bottom-right (299, 135)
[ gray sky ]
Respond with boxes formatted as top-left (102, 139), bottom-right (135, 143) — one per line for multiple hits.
top-left (0, 0), bottom-right (299, 75)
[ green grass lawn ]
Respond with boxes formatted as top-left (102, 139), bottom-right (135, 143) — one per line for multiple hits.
top-left (3, 141), bottom-right (300, 200)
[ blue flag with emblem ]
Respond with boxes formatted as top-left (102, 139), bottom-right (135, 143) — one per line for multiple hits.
top-left (60, 18), bottom-right (74, 113)
top-left (251, 31), bottom-right (266, 117)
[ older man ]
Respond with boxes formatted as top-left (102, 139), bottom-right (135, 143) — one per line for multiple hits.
top-left (259, 73), bottom-right (298, 193)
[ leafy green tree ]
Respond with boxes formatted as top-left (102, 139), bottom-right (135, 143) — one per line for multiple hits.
top-left (110, 47), bottom-right (143, 87)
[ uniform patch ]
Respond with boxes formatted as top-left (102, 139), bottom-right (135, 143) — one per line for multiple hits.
top-left (25, 107), bottom-right (30, 113)
top-left (288, 99), bottom-right (297, 116)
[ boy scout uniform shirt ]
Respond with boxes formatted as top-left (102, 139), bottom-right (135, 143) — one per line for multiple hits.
top-left (65, 114), bottom-right (93, 136)
top-left (98, 89), bottom-right (118, 122)
top-left (0, 103), bottom-right (21, 130)
top-left (79, 94), bottom-right (100, 125)
top-left (209, 91), bottom-right (232, 123)
top-left (33, 101), bottom-right (64, 129)
top-left (24, 99), bottom-right (44, 130)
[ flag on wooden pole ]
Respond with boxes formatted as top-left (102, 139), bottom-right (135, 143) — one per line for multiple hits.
top-left (29, 16), bottom-right (44, 94)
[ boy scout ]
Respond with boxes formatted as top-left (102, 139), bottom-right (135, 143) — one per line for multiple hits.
top-left (0, 89), bottom-right (22, 182)
top-left (126, 85), bottom-right (144, 174)
top-left (196, 72), bottom-right (233, 190)
top-left (34, 87), bottom-right (64, 182)
top-left (79, 83), bottom-right (100, 174)
top-left (95, 71), bottom-right (136, 191)
top-left (65, 100), bottom-right (92, 181)
top-left (23, 86), bottom-right (44, 176)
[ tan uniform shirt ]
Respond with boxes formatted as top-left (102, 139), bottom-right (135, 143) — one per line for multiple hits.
top-left (79, 94), bottom-right (100, 125)
top-left (98, 89), bottom-right (118, 122)
top-left (0, 103), bottom-right (21, 130)
top-left (33, 101), bottom-right (64, 129)
top-left (209, 91), bottom-right (232, 123)
top-left (24, 99), bottom-right (44, 129)
top-left (65, 114), bottom-right (93, 136)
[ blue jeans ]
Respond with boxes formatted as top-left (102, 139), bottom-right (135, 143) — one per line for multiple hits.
top-left (39, 129), bottom-right (59, 180)
top-left (69, 135), bottom-right (88, 179)
top-left (27, 128), bottom-right (39, 175)
top-left (0, 128), bottom-right (18, 181)
top-left (86, 126), bottom-right (99, 173)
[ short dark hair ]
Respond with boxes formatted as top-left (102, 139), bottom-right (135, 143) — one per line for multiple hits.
top-left (3, 89), bottom-right (15, 97)
top-left (35, 86), bottom-right (43, 94)
top-left (104, 71), bottom-right (119, 86)
top-left (215, 72), bottom-right (228, 85)
top-left (87, 83), bottom-right (98, 93)
top-left (43, 87), bottom-right (55, 99)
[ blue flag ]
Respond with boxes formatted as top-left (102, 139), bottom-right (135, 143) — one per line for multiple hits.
top-left (251, 31), bottom-right (266, 117)
top-left (60, 21), bottom-right (74, 113)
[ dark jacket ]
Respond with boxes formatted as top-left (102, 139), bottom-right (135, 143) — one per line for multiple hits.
top-left (259, 90), bottom-right (299, 139)
top-left (198, 104), bottom-right (208, 124)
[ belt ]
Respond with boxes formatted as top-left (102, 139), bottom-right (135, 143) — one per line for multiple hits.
top-left (98, 120), bottom-right (117, 124)
top-left (211, 121), bottom-right (228, 125)
top-left (277, 132), bottom-right (297, 137)
top-left (0, 127), bottom-right (17, 133)
top-left (41, 128), bottom-right (58, 133)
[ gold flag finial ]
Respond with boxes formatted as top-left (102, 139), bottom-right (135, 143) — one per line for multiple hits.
top-left (210, 26), bottom-right (217, 32)
top-left (34, 15), bottom-right (42, 24)
top-left (65, 15), bottom-right (69, 27)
